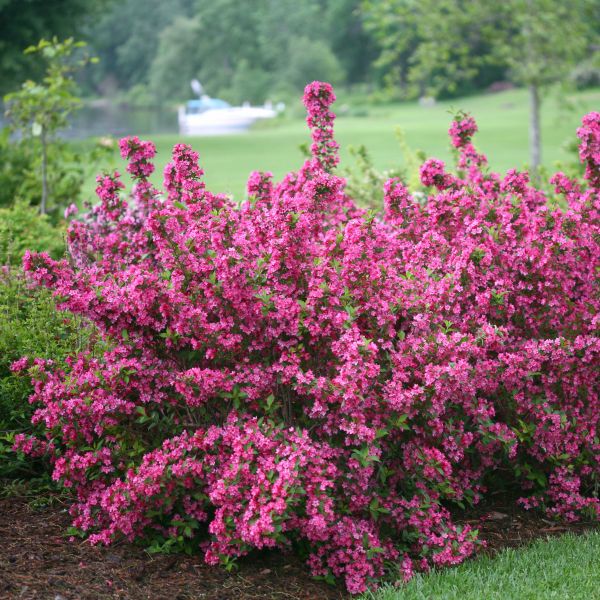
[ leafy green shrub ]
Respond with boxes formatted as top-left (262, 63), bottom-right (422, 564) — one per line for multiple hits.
top-left (0, 128), bottom-right (84, 215)
top-left (4, 38), bottom-right (97, 214)
top-left (343, 128), bottom-right (425, 209)
top-left (0, 126), bottom-right (113, 221)
top-left (343, 144), bottom-right (404, 210)
top-left (0, 267), bottom-right (100, 479)
top-left (0, 129), bottom-right (32, 208)
top-left (0, 201), bottom-right (65, 265)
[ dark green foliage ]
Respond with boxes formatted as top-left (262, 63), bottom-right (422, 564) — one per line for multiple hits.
top-left (0, 0), bottom-right (111, 95)
top-left (0, 268), bottom-right (101, 479)
top-left (0, 129), bottom-right (86, 215)
top-left (0, 201), bottom-right (65, 265)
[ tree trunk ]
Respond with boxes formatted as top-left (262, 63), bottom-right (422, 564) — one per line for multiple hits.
top-left (529, 84), bottom-right (541, 173)
top-left (40, 129), bottom-right (48, 215)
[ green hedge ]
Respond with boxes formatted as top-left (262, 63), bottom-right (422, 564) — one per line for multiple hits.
top-left (0, 268), bottom-right (101, 479)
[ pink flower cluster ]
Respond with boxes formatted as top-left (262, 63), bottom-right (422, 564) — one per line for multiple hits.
top-left (304, 81), bottom-right (340, 171)
top-left (16, 86), bottom-right (600, 594)
top-left (578, 112), bottom-right (600, 188)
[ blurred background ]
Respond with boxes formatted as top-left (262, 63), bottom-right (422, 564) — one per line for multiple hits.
top-left (1, 0), bottom-right (599, 201)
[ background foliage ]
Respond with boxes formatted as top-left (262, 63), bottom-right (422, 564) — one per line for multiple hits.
top-left (80, 0), bottom-right (599, 105)
top-left (1, 0), bottom-right (598, 105)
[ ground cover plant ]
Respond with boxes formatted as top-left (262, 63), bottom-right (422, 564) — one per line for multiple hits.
top-left (13, 82), bottom-right (600, 594)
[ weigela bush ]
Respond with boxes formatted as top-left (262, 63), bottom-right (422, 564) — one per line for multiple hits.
top-left (14, 84), bottom-right (600, 593)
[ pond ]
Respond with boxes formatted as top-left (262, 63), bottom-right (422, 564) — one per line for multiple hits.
top-left (64, 104), bottom-right (179, 139)
top-left (0, 103), bottom-right (179, 139)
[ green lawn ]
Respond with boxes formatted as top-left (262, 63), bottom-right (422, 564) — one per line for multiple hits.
top-left (360, 531), bottom-right (600, 600)
top-left (85, 87), bottom-right (600, 202)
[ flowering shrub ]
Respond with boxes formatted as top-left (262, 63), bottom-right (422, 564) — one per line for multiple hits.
top-left (14, 84), bottom-right (600, 593)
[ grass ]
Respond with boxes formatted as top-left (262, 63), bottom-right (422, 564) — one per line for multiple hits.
top-left (82, 87), bottom-right (600, 202)
top-left (360, 530), bottom-right (600, 600)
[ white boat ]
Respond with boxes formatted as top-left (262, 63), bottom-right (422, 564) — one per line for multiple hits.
top-left (178, 96), bottom-right (278, 136)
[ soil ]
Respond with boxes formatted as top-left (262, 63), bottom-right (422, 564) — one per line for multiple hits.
top-left (0, 493), bottom-right (597, 600)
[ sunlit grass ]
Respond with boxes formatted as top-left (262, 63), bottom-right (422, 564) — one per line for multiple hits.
top-left (82, 87), bottom-right (600, 202)
top-left (361, 530), bottom-right (600, 600)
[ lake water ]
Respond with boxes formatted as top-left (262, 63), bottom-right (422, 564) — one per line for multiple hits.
top-left (1, 104), bottom-right (179, 139)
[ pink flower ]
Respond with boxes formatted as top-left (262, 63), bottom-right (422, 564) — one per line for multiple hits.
top-left (64, 203), bottom-right (78, 219)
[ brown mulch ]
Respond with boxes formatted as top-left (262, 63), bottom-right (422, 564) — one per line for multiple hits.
top-left (0, 493), bottom-right (597, 600)
top-left (452, 491), bottom-right (598, 555)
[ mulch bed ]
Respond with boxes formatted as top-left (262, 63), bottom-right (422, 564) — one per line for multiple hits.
top-left (0, 493), bottom-right (597, 600)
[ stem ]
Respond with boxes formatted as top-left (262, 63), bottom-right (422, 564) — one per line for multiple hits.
top-left (40, 128), bottom-right (48, 215)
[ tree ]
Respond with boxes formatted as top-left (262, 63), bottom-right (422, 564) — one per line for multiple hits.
top-left (501, 0), bottom-right (599, 169)
top-left (80, 0), bottom-right (384, 103)
top-left (146, 0), bottom-right (351, 103)
top-left (362, 0), bottom-right (423, 93)
top-left (363, 0), bottom-right (600, 170)
top-left (324, 0), bottom-right (379, 84)
top-left (4, 38), bottom-right (95, 214)
top-left (149, 0), bottom-right (269, 102)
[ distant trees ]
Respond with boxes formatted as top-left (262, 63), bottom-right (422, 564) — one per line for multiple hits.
top-left (87, 0), bottom-right (374, 104)
top-left (84, 0), bottom-right (195, 95)
top-left (148, 17), bottom-right (203, 103)
top-left (17, 0), bottom-right (595, 133)
top-left (363, 0), bottom-right (600, 169)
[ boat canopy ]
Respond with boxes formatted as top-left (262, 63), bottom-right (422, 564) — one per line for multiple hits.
top-left (185, 98), bottom-right (230, 113)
